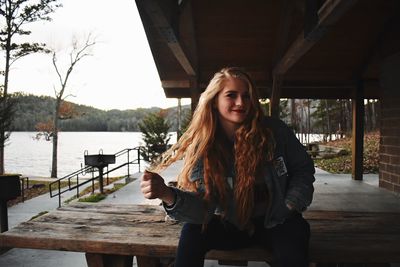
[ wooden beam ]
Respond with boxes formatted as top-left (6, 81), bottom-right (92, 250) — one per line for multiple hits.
top-left (161, 80), bottom-right (190, 88)
top-left (273, 0), bottom-right (357, 76)
top-left (170, 80), bottom-right (380, 100)
top-left (272, 0), bottom-right (294, 65)
top-left (280, 86), bottom-right (380, 100)
top-left (269, 74), bottom-right (283, 118)
top-left (164, 88), bottom-right (192, 98)
top-left (352, 19), bottom-right (392, 80)
top-left (352, 80), bottom-right (364, 180)
top-left (268, 0), bottom-right (293, 113)
top-left (138, 0), bottom-right (196, 76)
top-left (304, 0), bottom-right (319, 38)
top-left (179, 0), bottom-right (198, 74)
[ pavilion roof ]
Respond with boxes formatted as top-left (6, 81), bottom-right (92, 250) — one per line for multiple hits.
top-left (135, 0), bottom-right (400, 99)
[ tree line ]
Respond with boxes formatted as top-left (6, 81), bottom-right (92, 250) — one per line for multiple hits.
top-left (278, 99), bottom-right (380, 143)
top-left (9, 93), bottom-right (190, 132)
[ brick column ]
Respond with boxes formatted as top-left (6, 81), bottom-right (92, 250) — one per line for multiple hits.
top-left (379, 52), bottom-right (400, 193)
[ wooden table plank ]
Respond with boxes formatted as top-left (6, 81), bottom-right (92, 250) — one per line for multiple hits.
top-left (1, 203), bottom-right (400, 264)
top-left (33, 210), bottom-right (169, 227)
top-left (0, 221), bottom-right (180, 257)
top-left (58, 202), bottom-right (166, 215)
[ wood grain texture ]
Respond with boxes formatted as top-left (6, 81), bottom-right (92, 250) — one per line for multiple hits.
top-left (1, 202), bottom-right (399, 264)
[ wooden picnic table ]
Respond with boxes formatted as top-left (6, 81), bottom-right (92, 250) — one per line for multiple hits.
top-left (0, 202), bottom-right (400, 267)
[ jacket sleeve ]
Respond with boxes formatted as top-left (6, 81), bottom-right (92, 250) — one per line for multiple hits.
top-left (162, 160), bottom-right (217, 224)
top-left (280, 121), bottom-right (315, 212)
top-left (162, 187), bottom-right (216, 224)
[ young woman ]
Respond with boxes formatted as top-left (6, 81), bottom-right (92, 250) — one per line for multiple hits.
top-left (141, 67), bottom-right (315, 267)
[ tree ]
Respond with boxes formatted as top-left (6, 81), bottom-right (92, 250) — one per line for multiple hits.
top-left (35, 101), bottom-right (78, 141)
top-left (279, 99), bottom-right (290, 124)
top-left (49, 35), bottom-right (95, 177)
top-left (260, 99), bottom-right (290, 122)
top-left (0, 0), bottom-right (60, 174)
top-left (180, 109), bottom-right (192, 136)
top-left (305, 99), bottom-right (311, 143)
top-left (138, 110), bottom-right (171, 164)
top-left (0, 86), bottom-right (16, 146)
top-left (311, 99), bottom-right (345, 139)
top-left (35, 119), bottom-right (53, 141)
top-left (365, 99), bottom-right (379, 132)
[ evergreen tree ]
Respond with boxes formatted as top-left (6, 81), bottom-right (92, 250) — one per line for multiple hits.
top-left (0, 87), bottom-right (16, 144)
top-left (138, 110), bottom-right (171, 164)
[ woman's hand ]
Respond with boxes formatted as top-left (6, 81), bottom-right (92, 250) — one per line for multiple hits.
top-left (140, 170), bottom-right (175, 205)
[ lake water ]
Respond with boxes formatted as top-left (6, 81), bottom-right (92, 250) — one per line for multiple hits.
top-left (4, 131), bottom-right (334, 178)
top-left (4, 132), bottom-right (177, 178)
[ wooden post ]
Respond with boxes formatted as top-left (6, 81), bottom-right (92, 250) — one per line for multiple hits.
top-left (136, 256), bottom-right (160, 267)
top-left (98, 167), bottom-right (104, 194)
top-left (190, 76), bottom-right (200, 112)
top-left (177, 98), bottom-right (182, 140)
top-left (85, 253), bottom-right (133, 267)
top-left (0, 175), bottom-right (21, 232)
top-left (269, 74), bottom-right (283, 118)
top-left (0, 200), bottom-right (8, 233)
top-left (351, 80), bottom-right (364, 180)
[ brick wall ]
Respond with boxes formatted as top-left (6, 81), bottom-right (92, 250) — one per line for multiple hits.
top-left (379, 52), bottom-right (400, 193)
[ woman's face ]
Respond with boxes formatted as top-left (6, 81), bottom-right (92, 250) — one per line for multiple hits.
top-left (215, 76), bottom-right (251, 134)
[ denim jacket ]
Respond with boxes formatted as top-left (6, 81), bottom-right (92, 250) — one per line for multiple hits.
top-left (164, 117), bottom-right (315, 228)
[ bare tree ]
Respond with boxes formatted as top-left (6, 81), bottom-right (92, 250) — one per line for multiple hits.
top-left (290, 99), bottom-right (297, 130)
top-left (35, 101), bottom-right (78, 141)
top-left (324, 99), bottom-right (332, 141)
top-left (0, 0), bottom-right (60, 174)
top-left (50, 35), bottom-right (95, 177)
top-left (306, 99), bottom-right (311, 143)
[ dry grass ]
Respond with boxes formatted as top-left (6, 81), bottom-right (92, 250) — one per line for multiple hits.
top-left (314, 131), bottom-right (380, 174)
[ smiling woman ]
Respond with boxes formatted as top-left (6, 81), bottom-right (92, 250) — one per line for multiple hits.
top-left (8, 0), bottom-right (188, 110)
top-left (215, 76), bottom-right (251, 140)
top-left (140, 67), bottom-right (315, 267)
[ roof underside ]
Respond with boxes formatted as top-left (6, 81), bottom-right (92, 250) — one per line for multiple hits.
top-left (135, 0), bottom-right (400, 99)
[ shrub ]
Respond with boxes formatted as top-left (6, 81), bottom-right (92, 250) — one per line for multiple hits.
top-left (138, 111), bottom-right (171, 164)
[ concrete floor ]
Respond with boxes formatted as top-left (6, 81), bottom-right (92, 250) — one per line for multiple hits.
top-left (311, 170), bottom-right (400, 212)
top-left (1, 162), bottom-right (400, 267)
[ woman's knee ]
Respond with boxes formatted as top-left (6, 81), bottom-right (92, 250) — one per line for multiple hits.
top-left (180, 223), bottom-right (204, 244)
top-left (175, 223), bottom-right (208, 267)
top-left (268, 216), bottom-right (310, 267)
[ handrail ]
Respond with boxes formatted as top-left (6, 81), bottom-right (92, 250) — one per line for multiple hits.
top-left (49, 146), bottom-right (145, 207)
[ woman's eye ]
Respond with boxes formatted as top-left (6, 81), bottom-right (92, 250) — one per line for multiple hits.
top-left (243, 94), bottom-right (250, 99)
top-left (226, 93), bottom-right (236, 98)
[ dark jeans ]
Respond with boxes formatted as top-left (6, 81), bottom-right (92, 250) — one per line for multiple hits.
top-left (174, 213), bottom-right (310, 267)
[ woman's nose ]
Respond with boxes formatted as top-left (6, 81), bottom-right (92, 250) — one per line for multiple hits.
top-left (235, 96), bottom-right (244, 106)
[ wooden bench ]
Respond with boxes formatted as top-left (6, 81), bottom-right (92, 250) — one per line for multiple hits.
top-left (0, 202), bottom-right (399, 267)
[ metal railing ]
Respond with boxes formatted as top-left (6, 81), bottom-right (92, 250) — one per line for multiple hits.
top-left (49, 146), bottom-right (145, 207)
top-left (20, 176), bottom-right (29, 202)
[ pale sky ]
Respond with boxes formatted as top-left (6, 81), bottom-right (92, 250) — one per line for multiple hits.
top-left (5, 0), bottom-right (190, 110)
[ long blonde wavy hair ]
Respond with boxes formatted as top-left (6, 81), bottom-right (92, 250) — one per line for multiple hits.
top-left (155, 67), bottom-right (274, 228)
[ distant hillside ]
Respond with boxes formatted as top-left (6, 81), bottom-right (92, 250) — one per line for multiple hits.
top-left (10, 93), bottom-right (191, 132)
